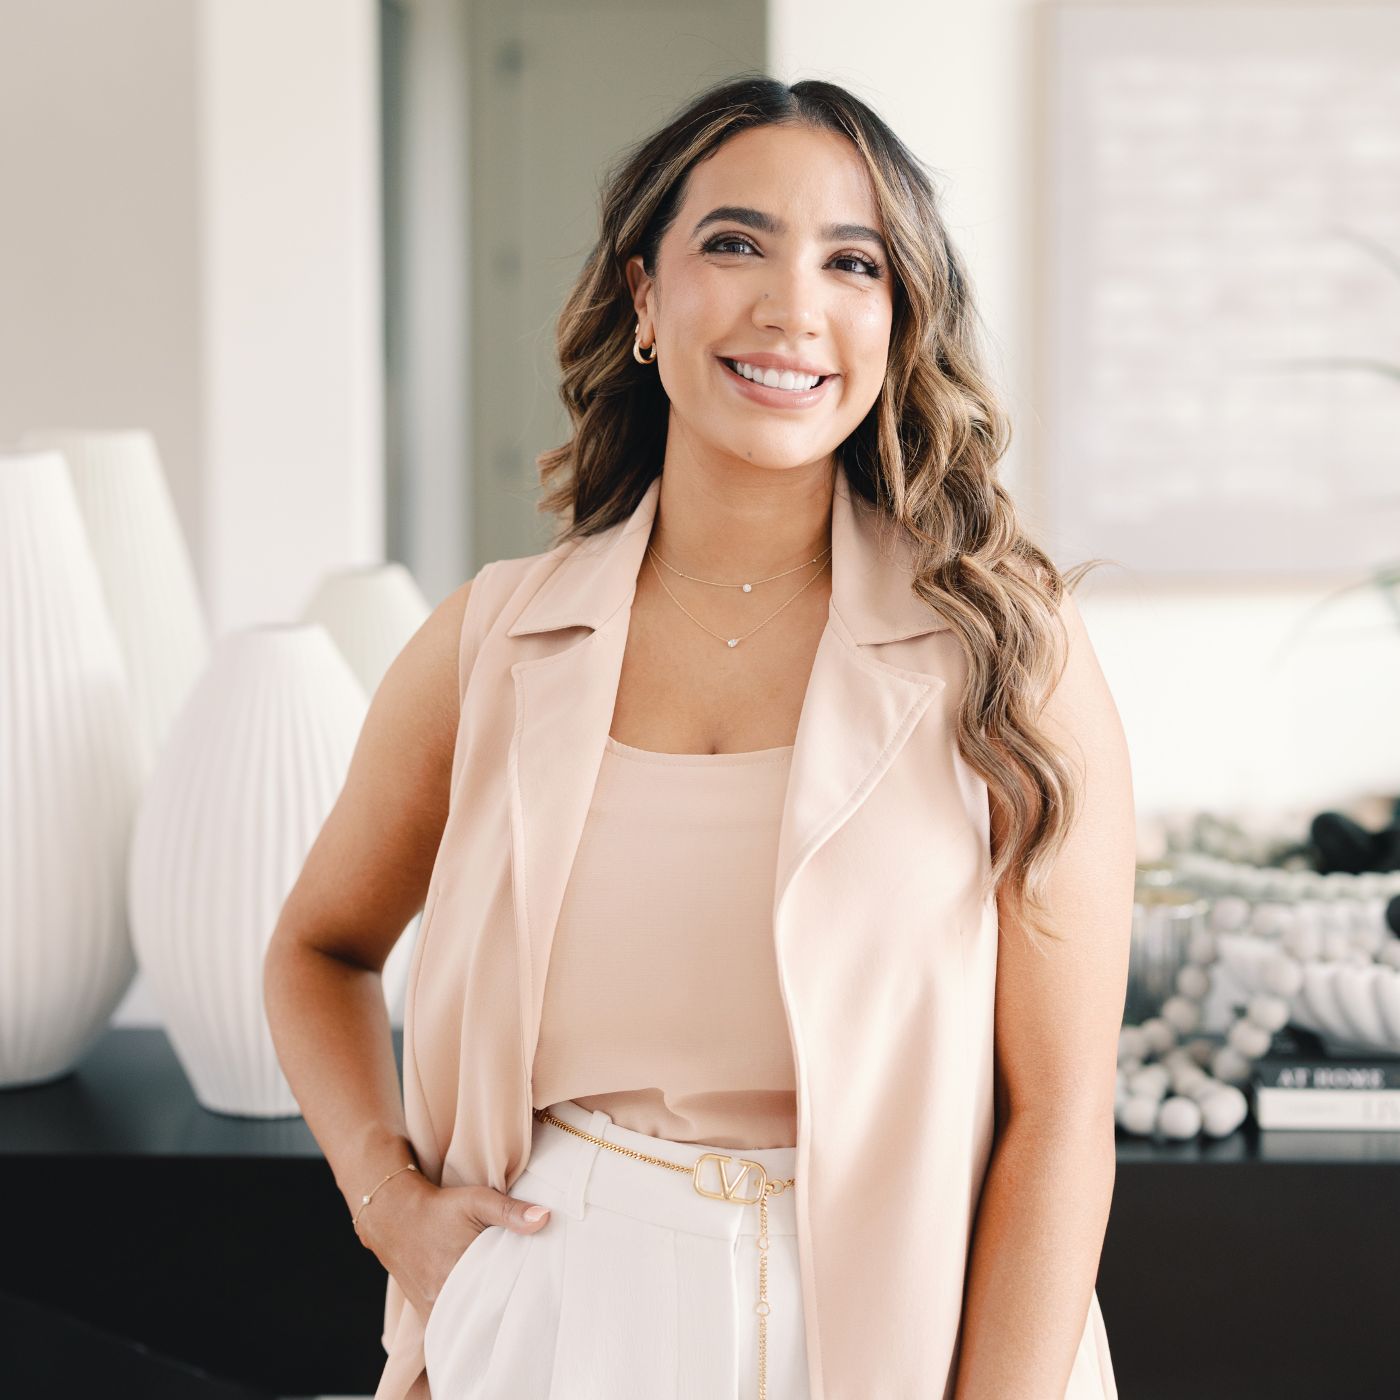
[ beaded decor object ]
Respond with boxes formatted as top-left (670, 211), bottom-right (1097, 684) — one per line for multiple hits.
top-left (1117, 812), bottom-right (1400, 1143)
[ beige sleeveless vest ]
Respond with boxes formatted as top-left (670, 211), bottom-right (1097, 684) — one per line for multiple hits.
top-left (372, 470), bottom-right (1117, 1399)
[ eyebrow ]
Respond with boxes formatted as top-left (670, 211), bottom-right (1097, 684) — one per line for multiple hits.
top-left (690, 205), bottom-right (888, 257)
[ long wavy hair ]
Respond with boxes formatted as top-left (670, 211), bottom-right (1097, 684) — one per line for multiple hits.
top-left (535, 74), bottom-right (1105, 951)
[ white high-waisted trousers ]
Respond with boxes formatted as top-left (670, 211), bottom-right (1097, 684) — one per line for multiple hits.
top-left (422, 1098), bottom-right (810, 1400)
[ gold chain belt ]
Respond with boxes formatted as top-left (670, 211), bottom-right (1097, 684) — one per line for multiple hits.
top-left (532, 1106), bottom-right (796, 1400)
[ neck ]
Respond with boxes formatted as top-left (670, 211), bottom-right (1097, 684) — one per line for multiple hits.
top-left (647, 463), bottom-right (835, 581)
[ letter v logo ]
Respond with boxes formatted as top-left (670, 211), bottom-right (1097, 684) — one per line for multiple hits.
top-left (692, 1152), bottom-right (767, 1205)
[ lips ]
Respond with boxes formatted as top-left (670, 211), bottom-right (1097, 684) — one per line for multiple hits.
top-left (716, 355), bottom-right (836, 408)
top-left (720, 357), bottom-right (830, 388)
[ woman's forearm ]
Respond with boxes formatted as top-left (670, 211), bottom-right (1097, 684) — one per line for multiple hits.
top-left (263, 937), bottom-right (419, 1220)
top-left (950, 1114), bottom-right (1116, 1400)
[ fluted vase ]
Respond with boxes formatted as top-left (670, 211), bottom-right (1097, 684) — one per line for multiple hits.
top-left (17, 429), bottom-right (209, 783)
top-left (128, 624), bottom-right (368, 1116)
top-left (0, 449), bottom-right (142, 1085)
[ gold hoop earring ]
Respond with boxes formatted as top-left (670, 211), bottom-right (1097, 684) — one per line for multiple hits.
top-left (633, 324), bottom-right (657, 365)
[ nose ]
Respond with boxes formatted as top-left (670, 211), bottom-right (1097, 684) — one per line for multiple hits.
top-left (750, 261), bottom-right (825, 341)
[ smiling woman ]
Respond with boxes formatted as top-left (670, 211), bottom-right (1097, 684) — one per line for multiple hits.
top-left (265, 71), bottom-right (1128, 1400)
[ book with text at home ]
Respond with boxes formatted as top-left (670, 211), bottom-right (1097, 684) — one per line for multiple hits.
top-left (1251, 1055), bottom-right (1400, 1130)
top-left (1252, 1057), bottom-right (1400, 1091)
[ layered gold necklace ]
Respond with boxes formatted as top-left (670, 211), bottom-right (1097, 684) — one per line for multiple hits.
top-left (644, 541), bottom-right (831, 649)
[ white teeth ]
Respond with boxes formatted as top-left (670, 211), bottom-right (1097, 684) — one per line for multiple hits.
top-left (727, 359), bottom-right (822, 392)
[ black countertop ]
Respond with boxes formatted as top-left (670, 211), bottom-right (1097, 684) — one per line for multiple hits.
top-left (3, 1025), bottom-right (1398, 1398)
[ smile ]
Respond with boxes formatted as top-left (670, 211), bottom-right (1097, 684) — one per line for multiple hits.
top-left (717, 357), bottom-right (836, 408)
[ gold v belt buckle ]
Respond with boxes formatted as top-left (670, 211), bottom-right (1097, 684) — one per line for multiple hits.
top-left (691, 1150), bottom-right (768, 1205)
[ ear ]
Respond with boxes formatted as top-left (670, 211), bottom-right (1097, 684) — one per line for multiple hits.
top-left (624, 253), bottom-right (654, 331)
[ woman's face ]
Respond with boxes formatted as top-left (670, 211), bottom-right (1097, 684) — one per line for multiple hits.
top-left (626, 123), bottom-right (895, 475)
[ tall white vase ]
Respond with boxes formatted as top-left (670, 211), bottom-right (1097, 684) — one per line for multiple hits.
top-left (300, 561), bottom-right (430, 699)
top-left (17, 429), bottom-right (209, 783)
top-left (0, 450), bottom-right (142, 1086)
top-left (301, 561), bottom-right (433, 1026)
top-left (128, 624), bottom-right (368, 1117)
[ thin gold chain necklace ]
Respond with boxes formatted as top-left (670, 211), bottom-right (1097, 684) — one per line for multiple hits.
top-left (648, 542), bottom-right (831, 592)
top-left (644, 546), bottom-right (829, 649)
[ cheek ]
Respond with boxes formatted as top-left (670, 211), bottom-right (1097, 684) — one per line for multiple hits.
top-left (841, 306), bottom-right (893, 396)
top-left (665, 270), bottom-right (734, 332)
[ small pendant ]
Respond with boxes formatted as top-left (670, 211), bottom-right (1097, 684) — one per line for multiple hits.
top-left (727, 638), bottom-right (738, 648)
top-left (742, 582), bottom-right (752, 592)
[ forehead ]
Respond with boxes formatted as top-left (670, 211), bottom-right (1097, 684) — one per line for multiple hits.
top-left (678, 124), bottom-right (883, 230)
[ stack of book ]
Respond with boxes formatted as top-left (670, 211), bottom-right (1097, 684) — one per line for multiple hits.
top-left (1251, 1051), bottom-right (1400, 1130)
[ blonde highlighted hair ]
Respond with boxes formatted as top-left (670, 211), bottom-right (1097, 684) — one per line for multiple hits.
top-left (535, 74), bottom-right (1105, 949)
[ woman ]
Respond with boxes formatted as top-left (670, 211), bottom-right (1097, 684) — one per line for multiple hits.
top-left (264, 75), bottom-right (1132, 1400)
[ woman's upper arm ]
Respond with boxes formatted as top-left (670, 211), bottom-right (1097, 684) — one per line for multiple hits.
top-left (991, 589), bottom-right (1137, 1129)
top-left (271, 575), bottom-right (476, 972)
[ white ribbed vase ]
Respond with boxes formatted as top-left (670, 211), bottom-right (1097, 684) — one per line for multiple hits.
top-left (300, 561), bottom-right (430, 698)
top-left (18, 429), bottom-right (209, 782)
top-left (0, 450), bottom-right (142, 1086)
top-left (128, 624), bottom-right (368, 1116)
top-left (301, 561), bottom-right (432, 1025)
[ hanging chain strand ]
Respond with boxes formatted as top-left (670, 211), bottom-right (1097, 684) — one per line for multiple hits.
top-left (757, 1184), bottom-right (774, 1400)
top-left (648, 543), bottom-right (831, 591)
top-left (644, 547), bottom-right (829, 649)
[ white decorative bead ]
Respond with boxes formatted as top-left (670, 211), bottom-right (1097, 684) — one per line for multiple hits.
top-left (1186, 1075), bottom-right (1225, 1103)
top-left (1227, 1017), bottom-right (1272, 1060)
top-left (742, 583), bottom-right (752, 592)
top-left (1160, 995), bottom-right (1202, 1036)
top-left (1245, 992), bottom-right (1290, 1033)
top-left (727, 638), bottom-right (738, 647)
top-left (1169, 1062), bottom-right (1210, 1097)
top-left (1158, 1095), bottom-right (1204, 1139)
top-left (1141, 1016), bottom-right (1178, 1054)
top-left (1210, 1045), bottom-right (1253, 1084)
top-left (1127, 1063), bottom-right (1171, 1101)
top-left (1201, 1084), bottom-right (1249, 1137)
top-left (1175, 964), bottom-right (1212, 1001)
top-left (1117, 1094), bottom-right (1161, 1135)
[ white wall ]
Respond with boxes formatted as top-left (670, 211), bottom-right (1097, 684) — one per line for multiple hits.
top-left (0, 0), bottom-right (204, 540)
top-left (769, 0), bottom-right (1400, 829)
top-left (0, 0), bottom-right (384, 635)
top-left (198, 0), bottom-right (385, 630)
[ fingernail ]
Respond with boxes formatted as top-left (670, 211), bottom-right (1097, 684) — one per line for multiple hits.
top-left (523, 1204), bottom-right (549, 1221)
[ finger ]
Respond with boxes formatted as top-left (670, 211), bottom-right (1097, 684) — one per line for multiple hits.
top-left (496, 1191), bottom-right (551, 1232)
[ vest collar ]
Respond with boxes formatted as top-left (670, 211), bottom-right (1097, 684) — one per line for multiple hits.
top-left (504, 469), bottom-right (949, 647)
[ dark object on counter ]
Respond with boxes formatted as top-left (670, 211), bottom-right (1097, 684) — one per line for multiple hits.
top-left (1310, 811), bottom-right (1381, 874)
top-left (1309, 796), bottom-right (1400, 875)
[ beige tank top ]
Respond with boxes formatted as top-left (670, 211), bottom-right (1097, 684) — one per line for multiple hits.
top-left (531, 733), bottom-right (799, 1150)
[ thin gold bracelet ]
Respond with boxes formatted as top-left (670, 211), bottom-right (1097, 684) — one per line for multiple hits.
top-left (352, 1161), bottom-right (419, 1230)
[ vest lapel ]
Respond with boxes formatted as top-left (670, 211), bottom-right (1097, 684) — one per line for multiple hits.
top-left (502, 470), bottom-right (951, 1091)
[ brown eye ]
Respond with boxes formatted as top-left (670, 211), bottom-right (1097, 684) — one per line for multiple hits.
top-left (701, 234), bottom-right (758, 256)
top-left (832, 252), bottom-right (882, 278)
